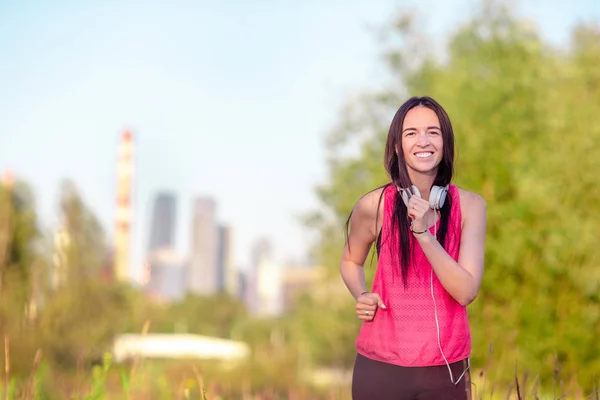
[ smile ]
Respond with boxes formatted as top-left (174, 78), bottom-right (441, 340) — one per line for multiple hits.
top-left (415, 152), bottom-right (433, 159)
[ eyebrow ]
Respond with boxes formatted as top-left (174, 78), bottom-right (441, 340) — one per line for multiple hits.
top-left (402, 126), bottom-right (441, 133)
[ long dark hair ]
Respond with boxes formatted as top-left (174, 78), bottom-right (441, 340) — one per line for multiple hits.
top-left (345, 96), bottom-right (456, 287)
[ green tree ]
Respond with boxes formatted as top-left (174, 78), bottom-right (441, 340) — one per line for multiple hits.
top-left (0, 180), bottom-right (41, 314)
top-left (0, 178), bottom-right (44, 378)
top-left (56, 180), bottom-right (108, 284)
top-left (39, 180), bottom-right (135, 370)
top-left (149, 293), bottom-right (248, 338)
top-left (308, 0), bottom-right (600, 394)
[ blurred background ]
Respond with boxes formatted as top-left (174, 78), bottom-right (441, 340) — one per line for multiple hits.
top-left (1, 0), bottom-right (599, 399)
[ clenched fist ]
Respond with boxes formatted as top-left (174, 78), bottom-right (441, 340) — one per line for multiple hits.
top-left (356, 292), bottom-right (386, 321)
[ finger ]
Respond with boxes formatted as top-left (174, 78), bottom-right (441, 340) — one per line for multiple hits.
top-left (367, 293), bottom-right (385, 308)
top-left (412, 196), bottom-right (429, 207)
top-left (411, 204), bottom-right (426, 215)
top-left (408, 205), bottom-right (427, 221)
top-left (357, 295), bottom-right (385, 310)
top-left (356, 305), bottom-right (377, 313)
top-left (409, 198), bottom-right (429, 213)
top-left (357, 312), bottom-right (369, 320)
top-left (372, 294), bottom-right (387, 309)
top-left (356, 306), bottom-right (377, 317)
top-left (356, 309), bottom-right (375, 320)
top-left (408, 196), bottom-right (426, 207)
top-left (407, 202), bottom-right (421, 219)
top-left (357, 297), bottom-right (377, 306)
top-left (356, 305), bottom-right (377, 314)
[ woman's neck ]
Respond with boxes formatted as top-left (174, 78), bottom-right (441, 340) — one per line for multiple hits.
top-left (408, 170), bottom-right (437, 201)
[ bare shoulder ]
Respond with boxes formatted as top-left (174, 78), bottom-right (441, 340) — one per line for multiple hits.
top-left (353, 186), bottom-right (386, 220)
top-left (456, 186), bottom-right (487, 218)
top-left (456, 187), bottom-right (486, 208)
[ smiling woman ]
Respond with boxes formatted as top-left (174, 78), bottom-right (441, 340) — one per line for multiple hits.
top-left (340, 96), bottom-right (487, 400)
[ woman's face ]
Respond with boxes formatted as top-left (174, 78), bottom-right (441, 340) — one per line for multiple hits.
top-left (399, 106), bottom-right (444, 176)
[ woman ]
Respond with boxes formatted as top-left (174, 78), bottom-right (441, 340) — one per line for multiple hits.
top-left (340, 96), bottom-right (486, 400)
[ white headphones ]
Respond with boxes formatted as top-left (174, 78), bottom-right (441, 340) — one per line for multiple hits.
top-left (398, 184), bottom-right (448, 210)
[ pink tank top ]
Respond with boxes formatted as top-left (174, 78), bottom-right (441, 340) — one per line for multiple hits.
top-left (356, 184), bottom-right (471, 367)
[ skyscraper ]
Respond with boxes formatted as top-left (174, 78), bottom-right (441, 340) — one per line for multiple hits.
top-left (281, 265), bottom-right (322, 312)
top-left (216, 224), bottom-right (237, 295)
top-left (148, 192), bottom-right (177, 252)
top-left (249, 238), bottom-right (282, 316)
top-left (238, 270), bottom-right (247, 304)
top-left (187, 197), bottom-right (218, 295)
top-left (145, 248), bottom-right (185, 303)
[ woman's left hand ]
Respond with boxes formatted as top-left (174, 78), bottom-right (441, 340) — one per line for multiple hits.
top-left (407, 196), bottom-right (435, 233)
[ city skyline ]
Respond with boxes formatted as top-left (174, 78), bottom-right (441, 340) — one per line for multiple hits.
top-left (2, 1), bottom-right (598, 283)
top-left (144, 190), bottom-right (241, 300)
top-left (139, 186), bottom-right (325, 314)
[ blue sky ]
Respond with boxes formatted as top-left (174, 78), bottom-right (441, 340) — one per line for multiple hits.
top-left (1, 0), bottom-right (598, 283)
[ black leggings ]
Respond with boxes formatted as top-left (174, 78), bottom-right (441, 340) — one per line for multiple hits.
top-left (352, 353), bottom-right (472, 400)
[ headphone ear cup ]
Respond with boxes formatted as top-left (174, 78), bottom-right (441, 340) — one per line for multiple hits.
top-left (411, 185), bottom-right (421, 199)
top-left (400, 188), bottom-right (410, 207)
top-left (400, 185), bottom-right (421, 207)
top-left (430, 186), bottom-right (439, 209)
top-left (439, 188), bottom-right (448, 209)
top-left (430, 185), bottom-right (448, 209)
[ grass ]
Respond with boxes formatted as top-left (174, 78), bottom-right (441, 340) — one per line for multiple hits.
top-left (2, 333), bottom-right (599, 399)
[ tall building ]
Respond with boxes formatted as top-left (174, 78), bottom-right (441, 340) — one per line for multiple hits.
top-left (216, 224), bottom-right (237, 295)
top-left (187, 197), bottom-right (218, 295)
top-left (114, 130), bottom-right (134, 283)
top-left (281, 265), bottom-right (322, 312)
top-left (249, 238), bottom-right (282, 316)
top-left (145, 248), bottom-right (185, 303)
top-left (148, 192), bottom-right (177, 252)
top-left (238, 270), bottom-right (247, 304)
top-left (256, 257), bottom-right (282, 316)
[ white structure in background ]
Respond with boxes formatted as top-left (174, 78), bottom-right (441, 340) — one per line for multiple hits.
top-left (250, 238), bottom-right (282, 316)
top-left (112, 334), bottom-right (250, 362)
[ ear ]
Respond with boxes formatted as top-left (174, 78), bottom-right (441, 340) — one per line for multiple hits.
top-left (395, 144), bottom-right (399, 155)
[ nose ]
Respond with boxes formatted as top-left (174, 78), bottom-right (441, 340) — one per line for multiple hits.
top-left (416, 132), bottom-right (429, 147)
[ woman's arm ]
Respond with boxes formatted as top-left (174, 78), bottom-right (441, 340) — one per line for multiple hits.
top-left (339, 190), bottom-right (380, 300)
top-left (340, 188), bottom-right (387, 321)
top-left (413, 190), bottom-right (487, 306)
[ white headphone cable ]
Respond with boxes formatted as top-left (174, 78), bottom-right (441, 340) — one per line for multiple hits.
top-left (431, 215), bottom-right (470, 385)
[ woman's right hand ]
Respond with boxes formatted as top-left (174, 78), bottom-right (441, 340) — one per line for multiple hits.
top-left (356, 292), bottom-right (386, 321)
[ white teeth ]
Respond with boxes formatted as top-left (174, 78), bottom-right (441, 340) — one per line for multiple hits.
top-left (415, 152), bottom-right (433, 158)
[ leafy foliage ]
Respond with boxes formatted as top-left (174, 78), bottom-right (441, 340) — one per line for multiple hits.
top-left (306, 0), bottom-right (600, 393)
top-left (1, 1), bottom-right (600, 397)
